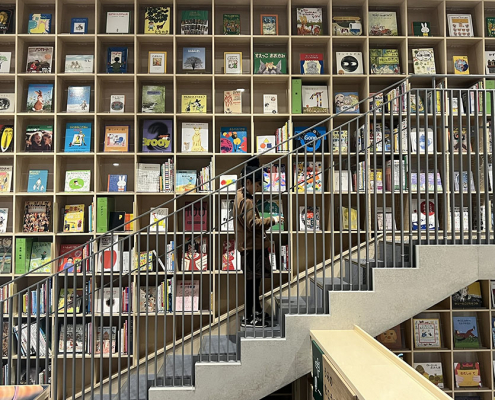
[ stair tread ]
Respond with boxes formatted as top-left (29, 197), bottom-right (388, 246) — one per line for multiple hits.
top-left (200, 335), bottom-right (237, 355)
top-left (163, 354), bottom-right (196, 377)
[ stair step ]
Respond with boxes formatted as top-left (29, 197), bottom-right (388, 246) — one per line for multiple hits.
top-left (199, 334), bottom-right (238, 361)
top-left (159, 354), bottom-right (196, 386)
top-left (240, 323), bottom-right (282, 338)
top-left (378, 240), bottom-right (411, 267)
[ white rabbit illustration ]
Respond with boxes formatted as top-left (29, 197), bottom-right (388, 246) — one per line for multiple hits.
top-left (117, 176), bottom-right (126, 192)
top-left (421, 22), bottom-right (430, 36)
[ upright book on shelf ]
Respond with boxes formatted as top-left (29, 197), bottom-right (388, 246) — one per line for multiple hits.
top-left (23, 201), bottom-right (51, 233)
top-left (107, 47), bottom-right (128, 73)
top-left (28, 14), bottom-right (51, 34)
top-left (0, 166), bottom-right (12, 193)
top-left (104, 125), bottom-right (129, 152)
top-left (67, 86), bottom-right (90, 113)
top-left (454, 362), bottom-right (482, 388)
top-left (181, 95), bottom-right (207, 113)
top-left (182, 47), bottom-right (205, 71)
top-left (71, 18), bottom-right (88, 34)
top-left (0, 125), bottom-right (13, 152)
top-left (413, 363), bottom-right (444, 388)
top-left (220, 127), bottom-right (247, 153)
top-left (26, 47), bottom-right (53, 73)
top-left (335, 52), bottom-right (363, 74)
top-left (110, 94), bottom-right (125, 113)
top-left (0, 10), bottom-right (14, 34)
top-left (142, 85), bottom-right (165, 113)
top-left (106, 11), bottom-right (130, 33)
top-left (447, 14), bottom-right (474, 37)
top-left (453, 316), bottom-right (480, 348)
top-left (0, 94), bottom-right (14, 113)
top-left (182, 122), bottom-right (208, 152)
top-left (25, 125), bottom-right (53, 152)
top-left (64, 170), bottom-right (91, 192)
top-left (27, 170), bottom-right (48, 193)
top-left (0, 52), bottom-right (11, 73)
top-left (65, 55), bottom-right (94, 73)
top-left (64, 123), bottom-right (91, 152)
top-left (300, 53), bottom-right (324, 74)
top-left (26, 84), bottom-right (53, 113)
top-left (413, 318), bottom-right (441, 348)
top-left (254, 52), bottom-right (287, 74)
top-left (223, 14), bottom-right (240, 35)
top-left (368, 11), bottom-right (398, 36)
top-left (296, 8), bottom-right (323, 35)
top-left (144, 7), bottom-right (171, 34)
top-left (224, 90), bottom-right (242, 113)
top-left (180, 10), bottom-right (208, 35)
top-left (412, 48), bottom-right (436, 75)
top-left (301, 85), bottom-right (329, 113)
top-left (63, 204), bottom-right (85, 233)
top-left (142, 120), bottom-right (172, 152)
top-left (452, 282), bottom-right (483, 308)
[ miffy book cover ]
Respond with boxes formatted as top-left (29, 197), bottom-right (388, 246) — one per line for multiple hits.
top-left (108, 175), bottom-right (127, 192)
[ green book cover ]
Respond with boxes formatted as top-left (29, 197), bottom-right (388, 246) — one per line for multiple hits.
top-left (256, 199), bottom-right (284, 231)
top-left (485, 80), bottom-right (495, 114)
top-left (487, 17), bottom-right (495, 37)
top-left (15, 237), bottom-right (34, 274)
top-left (29, 242), bottom-right (52, 273)
top-left (254, 52), bottom-right (287, 74)
top-left (96, 197), bottom-right (115, 233)
top-left (292, 78), bottom-right (302, 114)
top-left (223, 14), bottom-right (240, 35)
top-left (142, 85), bottom-right (165, 113)
top-left (412, 21), bottom-right (431, 36)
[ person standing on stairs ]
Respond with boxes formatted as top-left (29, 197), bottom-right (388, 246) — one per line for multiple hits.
top-left (234, 158), bottom-right (284, 328)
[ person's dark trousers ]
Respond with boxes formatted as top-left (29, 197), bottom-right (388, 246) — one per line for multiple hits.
top-left (243, 249), bottom-right (267, 317)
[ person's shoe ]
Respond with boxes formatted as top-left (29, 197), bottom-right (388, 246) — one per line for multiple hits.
top-left (240, 315), bottom-right (254, 328)
top-left (240, 315), bottom-right (269, 328)
top-left (255, 311), bottom-right (272, 326)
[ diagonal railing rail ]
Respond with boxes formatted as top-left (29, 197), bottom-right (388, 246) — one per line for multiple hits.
top-left (0, 76), bottom-right (493, 399)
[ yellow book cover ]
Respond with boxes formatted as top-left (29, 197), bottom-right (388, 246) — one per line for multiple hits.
top-left (63, 204), bottom-right (85, 233)
top-left (342, 207), bottom-right (358, 230)
top-left (144, 7), bottom-right (171, 34)
top-left (181, 95), bottom-right (207, 113)
top-left (453, 56), bottom-right (469, 75)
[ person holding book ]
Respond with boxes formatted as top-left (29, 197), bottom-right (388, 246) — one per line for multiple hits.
top-left (234, 159), bottom-right (283, 328)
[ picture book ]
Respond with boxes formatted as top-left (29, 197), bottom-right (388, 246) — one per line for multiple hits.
top-left (263, 94), bottom-right (277, 114)
top-left (261, 15), bottom-right (278, 35)
top-left (139, 287), bottom-right (158, 312)
top-left (219, 175), bottom-right (237, 193)
top-left (0, 210), bottom-right (8, 235)
top-left (181, 10), bottom-right (208, 35)
top-left (71, 18), bottom-right (88, 34)
top-left (0, 94), bottom-right (14, 113)
top-left (369, 48), bottom-right (400, 74)
top-left (0, 166), bottom-right (12, 192)
top-left (176, 170), bottom-right (197, 193)
top-left (299, 206), bottom-right (320, 231)
top-left (368, 11), bottom-right (398, 36)
top-left (110, 94), bottom-right (125, 113)
top-left (58, 289), bottom-right (82, 314)
top-left (334, 92), bottom-right (359, 113)
top-left (254, 52), bottom-right (287, 74)
top-left (29, 242), bottom-right (52, 273)
top-left (293, 126), bottom-right (326, 153)
top-left (0, 9), bottom-right (14, 34)
top-left (453, 56), bottom-right (469, 75)
top-left (223, 14), bottom-right (240, 35)
top-left (25, 125), bottom-right (53, 151)
top-left (410, 128), bottom-right (434, 153)
top-left (181, 95), bottom-right (207, 113)
top-left (302, 85), bottom-right (329, 113)
top-left (107, 47), bottom-right (128, 73)
top-left (332, 130), bottom-right (348, 153)
top-left (67, 86), bottom-right (90, 113)
top-left (411, 198), bottom-right (437, 231)
top-left (341, 207), bottom-right (358, 230)
top-left (58, 244), bottom-right (84, 272)
top-left (64, 170), bottom-right (91, 192)
top-left (0, 238), bottom-right (12, 273)
top-left (0, 52), bottom-right (11, 73)
top-left (182, 238), bottom-right (208, 271)
top-left (224, 90), bottom-right (242, 114)
top-left (26, 47), bottom-right (53, 73)
top-left (220, 127), bottom-right (247, 153)
top-left (142, 120), bottom-right (172, 152)
top-left (453, 316), bottom-right (480, 348)
top-left (296, 8), bottom-right (323, 36)
top-left (96, 236), bottom-right (120, 272)
top-left (451, 127), bottom-right (471, 152)
top-left (182, 47), bottom-right (206, 71)
top-left (412, 48), bottom-right (436, 75)
top-left (63, 204), bottom-right (84, 233)
top-left (136, 163), bottom-right (160, 193)
top-left (262, 165), bottom-right (286, 192)
top-left (454, 362), bottom-right (482, 388)
top-left (257, 135), bottom-right (276, 153)
top-left (28, 14), bottom-right (51, 34)
top-left (107, 174), bottom-right (127, 192)
top-left (413, 363), bottom-right (444, 388)
top-left (412, 22), bottom-right (431, 36)
top-left (485, 51), bottom-right (495, 74)
top-left (104, 125), bottom-right (129, 152)
top-left (26, 83), bottom-right (53, 112)
top-left (65, 55), bottom-right (94, 73)
top-left (335, 52), bottom-right (363, 74)
top-left (294, 162), bottom-right (322, 193)
top-left (413, 318), bottom-right (441, 348)
top-left (148, 51), bottom-right (166, 74)
top-left (27, 170), bottom-right (48, 193)
top-left (150, 207), bottom-right (168, 232)
top-left (220, 200), bottom-right (234, 231)
top-left (142, 85), bottom-right (165, 113)
top-left (224, 52), bottom-right (242, 74)
top-left (448, 14), bottom-right (474, 37)
top-left (64, 123), bottom-right (91, 152)
top-left (182, 122), bottom-right (208, 152)
top-left (175, 280), bottom-right (199, 312)
top-left (300, 53), bottom-right (324, 74)
top-left (222, 240), bottom-right (241, 270)
top-left (376, 325), bottom-right (403, 350)
top-left (144, 7), bottom-right (171, 34)
top-left (95, 326), bottom-right (117, 354)
top-left (106, 11), bottom-right (130, 34)
top-left (0, 126), bottom-right (13, 152)
top-left (184, 201), bottom-right (207, 231)
top-left (487, 17), bottom-right (495, 37)
top-left (452, 282), bottom-right (483, 308)
top-left (332, 16), bottom-right (362, 36)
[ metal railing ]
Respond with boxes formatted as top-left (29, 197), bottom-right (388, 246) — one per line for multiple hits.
top-left (0, 77), bottom-right (493, 399)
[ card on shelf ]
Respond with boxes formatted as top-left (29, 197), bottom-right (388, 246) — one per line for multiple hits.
top-left (110, 95), bottom-right (125, 113)
top-left (67, 86), bottom-right (91, 113)
top-left (181, 122), bottom-right (208, 152)
top-left (224, 52), bottom-right (242, 74)
top-left (27, 170), bottom-right (48, 193)
top-left (148, 51), bottom-right (166, 74)
top-left (106, 11), bottom-right (130, 34)
top-left (65, 55), bottom-right (94, 73)
top-left (64, 123), bottom-right (91, 153)
top-left (142, 120), bottom-right (173, 152)
top-left (71, 18), bottom-right (88, 34)
top-left (0, 52), bottom-right (11, 73)
top-left (224, 90), bottom-right (242, 114)
top-left (182, 47), bottom-right (206, 71)
top-left (26, 83), bottom-right (54, 113)
top-left (223, 14), bottom-right (240, 35)
top-left (0, 166), bottom-right (12, 193)
top-left (0, 125), bottom-right (13, 152)
top-left (260, 14), bottom-right (278, 35)
top-left (28, 14), bottom-right (51, 34)
top-left (0, 94), bottom-right (14, 113)
top-left (142, 85), bottom-right (165, 113)
top-left (263, 94), bottom-right (278, 114)
top-left (107, 47), bottom-right (128, 73)
top-left (108, 174), bottom-right (127, 192)
top-left (144, 7), bottom-right (171, 34)
top-left (25, 125), bottom-right (53, 152)
top-left (104, 125), bottom-right (130, 152)
top-left (64, 170), bottom-right (91, 192)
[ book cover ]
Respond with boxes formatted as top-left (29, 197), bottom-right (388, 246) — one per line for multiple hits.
top-left (0, 10), bottom-right (14, 34)
top-left (413, 363), bottom-right (444, 388)
top-left (175, 280), bottom-right (199, 311)
top-left (224, 52), bottom-right (242, 74)
top-left (104, 125), bottom-right (129, 152)
top-left (487, 17), bottom-right (495, 36)
top-left (263, 165), bottom-right (286, 192)
top-left (67, 86), bottom-right (90, 113)
top-left (25, 125), bottom-right (53, 152)
top-left (300, 53), bottom-right (324, 74)
top-left (454, 362), bottom-right (482, 388)
top-left (150, 207), bottom-right (168, 232)
top-left (136, 163), bottom-right (160, 192)
top-left (412, 48), bottom-right (436, 75)
top-left (222, 240), bottom-right (241, 270)
top-left (448, 14), bottom-right (474, 37)
top-left (95, 326), bottom-right (117, 354)
top-left (254, 52), bottom-right (287, 74)
top-left (58, 288), bottom-right (82, 314)
top-left (224, 90), bottom-right (242, 114)
top-left (451, 127), bottom-right (471, 152)
top-left (263, 94), bottom-right (277, 114)
top-left (223, 14), bottom-right (240, 35)
top-left (139, 287), bottom-right (157, 312)
top-left (302, 85), bottom-right (329, 113)
top-left (29, 242), bottom-right (52, 273)
top-left (176, 170), bottom-right (197, 193)
top-left (369, 48), bottom-right (400, 74)
top-left (64, 123), bottom-right (91, 152)
top-left (0, 165), bottom-right (12, 192)
top-left (148, 51), bottom-right (166, 74)
top-left (28, 14), bottom-right (51, 34)
top-left (256, 135), bottom-right (276, 153)
top-left (412, 22), bottom-right (431, 36)
top-left (334, 92), bottom-right (359, 113)
top-left (181, 95), bottom-right (207, 113)
top-left (182, 122), bottom-right (208, 152)
top-left (182, 47), bottom-right (206, 71)
top-left (15, 237), bottom-right (34, 273)
top-left (110, 94), bottom-right (125, 113)
top-left (97, 236), bottom-right (120, 272)
top-left (0, 52), bottom-right (11, 73)
top-left (58, 244), bottom-right (84, 272)
top-left (335, 52), bottom-right (363, 74)
top-left (376, 324), bottom-right (403, 350)
top-left (410, 128), bottom-right (434, 153)
top-left (411, 198), bottom-right (437, 231)
top-left (142, 120), bottom-right (172, 152)
top-left (142, 85), bottom-right (165, 113)
top-left (220, 127), bottom-right (247, 153)
top-left (0, 237), bottom-right (10, 271)
top-left (453, 56), bottom-right (469, 75)
top-left (219, 175), bottom-right (237, 193)
top-left (109, 211), bottom-right (125, 231)
top-left (220, 199), bottom-right (234, 231)
top-left (453, 282), bottom-right (483, 308)
top-left (63, 204), bottom-right (84, 233)
top-left (27, 170), bottom-right (48, 193)
top-left (0, 93), bottom-right (14, 113)
top-left (23, 201), bottom-right (51, 233)
top-left (296, 8), bottom-right (323, 35)
top-left (486, 52), bottom-right (495, 75)
top-left (106, 11), bottom-right (130, 34)
top-left (65, 55), bottom-right (94, 73)
top-left (64, 170), bottom-right (91, 192)
top-left (26, 46), bottom-right (53, 73)
top-left (454, 171), bottom-right (476, 192)
top-left (144, 7), bottom-right (171, 34)
top-left (261, 14), bottom-right (278, 35)
top-left (341, 207), bottom-right (358, 230)
top-left (107, 174), bottom-right (127, 192)
top-left (181, 10), bottom-right (208, 35)
top-left (453, 316), bottom-right (480, 348)
top-left (294, 162), bottom-right (322, 193)
top-left (71, 18), bottom-right (88, 34)
top-left (184, 201), bottom-right (207, 231)
top-left (182, 237), bottom-right (208, 271)
top-left (107, 47), bottom-right (128, 73)
top-left (26, 83), bottom-right (53, 112)
top-left (332, 130), bottom-right (348, 153)
top-left (299, 206), bottom-right (320, 231)
top-left (369, 11), bottom-right (398, 36)
top-left (413, 318), bottom-right (441, 348)
top-left (96, 197), bottom-right (115, 233)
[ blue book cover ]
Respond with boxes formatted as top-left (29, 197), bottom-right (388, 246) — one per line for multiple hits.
top-left (28, 14), bottom-right (52, 34)
top-left (293, 126), bottom-right (327, 153)
top-left (64, 123), bottom-right (92, 152)
top-left (71, 18), bottom-right (88, 34)
top-left (66, 86), bottom-right (90, 113)
top-left (453, 316), bottom-right (480, 348)
top-left (334, 92), bottom-right (359, 114)
top-left (176, 170), bottom-right (197, 193)
top-left (108, 174), bottom-right (127, 192)
top-left (107, 47), bottom-right (128, 73)
top-left (142, 120), bottom-right (173, 152)
top-left (26, 84), bottom-right (54, 112)
top-left (220, 127), bottom-right (247, 153)
top-left (27, 170), bottom-right (48, 193)
top-left (182, 47), bottom-right (206, 71)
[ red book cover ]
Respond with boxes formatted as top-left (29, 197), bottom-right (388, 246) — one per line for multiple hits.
top-left (58, 244), bottom-right (84, 272)
top-left (222, 240), bottom-right (240, 270)
top-left (184, 201), bottom-right (208, 232)
top-left (182, 237), bottom-right (208, 271)
top-left (300, 53), bottom-right (324, 74)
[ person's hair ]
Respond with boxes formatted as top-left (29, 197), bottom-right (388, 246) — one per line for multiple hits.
top-left (241, 158), bottom-right (262, 184)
